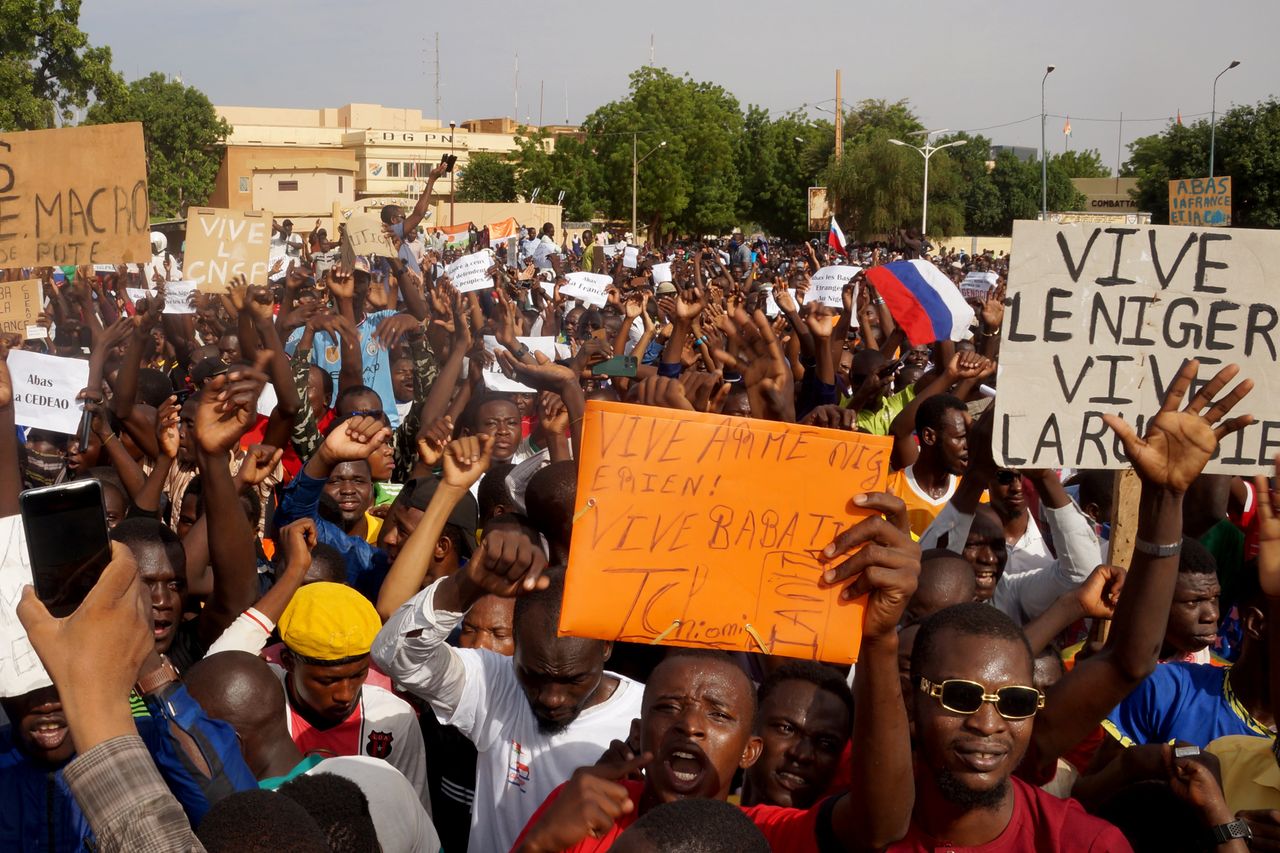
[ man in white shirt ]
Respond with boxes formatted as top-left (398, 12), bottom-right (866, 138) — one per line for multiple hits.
top-left (373, 528), bottom-right (643, 853)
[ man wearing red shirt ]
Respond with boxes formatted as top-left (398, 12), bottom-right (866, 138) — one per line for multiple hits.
top-left (512, 491), bottom-right (921, 852)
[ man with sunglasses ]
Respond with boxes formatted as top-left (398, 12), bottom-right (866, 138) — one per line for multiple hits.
top-left (897, 359), bottom-right (1254, 849)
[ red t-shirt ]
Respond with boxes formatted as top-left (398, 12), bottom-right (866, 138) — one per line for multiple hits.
top-left (510, 779), bottom-right (834, 852)
top-left (888, 777), bottom-right (1131, 852)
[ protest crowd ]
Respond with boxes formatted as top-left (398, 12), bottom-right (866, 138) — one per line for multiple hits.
top-left (2, 143), bottom-right (1280, 853)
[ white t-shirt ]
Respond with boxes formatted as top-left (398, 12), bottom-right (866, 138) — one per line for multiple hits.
top-left (448, 651), bottom-right (643, 853)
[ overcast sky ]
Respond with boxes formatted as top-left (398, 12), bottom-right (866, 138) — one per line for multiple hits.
top-left (82, 0), bottom-right (1277, 171)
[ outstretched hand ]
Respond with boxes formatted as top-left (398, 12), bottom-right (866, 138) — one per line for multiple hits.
top-left (1102, 359), bottom-right (1253, 494)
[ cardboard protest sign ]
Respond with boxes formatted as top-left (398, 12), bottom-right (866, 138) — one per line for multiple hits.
top-left (8, 349), bottom-right (89, 435)
top-left (0, 278), bottom-right (43, 336)
top-left (184, 207), bottom-right (273, 293)
top-left (446, 249), bottom-right (495, 293)
top-left (0, 123), bottom-right (150, 268)
top-left (803, 265), bottom-right (861, 308)
top-left (481, 335), bottom-right (557, 393)
top-left (561, 272), bottom-right (611, 308)
top-left (342, 211), bottom-right (396, 258)
top-left (960, 271), bottom-right (998, 300)
top-left (163, 282), bottom-right (197, 314)
top-left (0, 515), bottom-right (52, 697)
top-left (996, 220), bottom-right (1280, 474)
top-left (561, 401), bottom-right (893, 663)
top-left (126, 287), bottom-right (151, 305)
top-left (1169, 177), bottom-right (1231, 227)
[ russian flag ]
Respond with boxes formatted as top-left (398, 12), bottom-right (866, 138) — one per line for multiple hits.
top-left (828, 216), bottom-right (847, 256)
top-left (863, 260), bottom-right (976, 346)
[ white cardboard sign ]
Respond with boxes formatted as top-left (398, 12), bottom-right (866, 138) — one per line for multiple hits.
top-left (0, 515), bottom-right (53, 697)
top-left (446, 250), bottom-right (495, 293)
top-left (803, 265), bottom-right (861, 308)
top-left (960, 271), bottom-right (998, 300)
top-left (9, 350), bottom-right (89, 435)
top-left (561, 272), bottom-right (611, 308)
top-left (651, 262), bottom-right (673, 284)
top-left (163, 282), bottom-right (198, 314)
top-left (997, 220), bottom-right (1280, 473)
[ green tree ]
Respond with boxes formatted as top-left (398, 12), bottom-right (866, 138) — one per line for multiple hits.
top-left (85, 72), bottom-right (229, 217)
top-left (738, 107), bottom-right (817, 238)
top-left (987, 151), bottom-right (1086, 234)
top-left (583, 67), bottom-right (743, 239)
top-left (1056, 148), bottom-right (1110, 178)
top-left (0, 0), bottom-right (123, 130)
top-left (937, 132), bottom-right (1003, 235)
top-left (456, 152), bottom-right (517, 203)
top-left (509, 131), bottom-right (598, 220)
top-left (1125, 99), bottom-right (1280, 227)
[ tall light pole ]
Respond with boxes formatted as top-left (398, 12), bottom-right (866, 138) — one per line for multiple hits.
top-left (449, 120), bottom-right (457, 227)
top-left (889, 132), bottom-right (967, 238)
top-left (631, 135), bottom-right (666, 241)
top-left (1210, 60), bottom-right (1241, 179)
top-left (1041, 65), bottom-right (1055, 220)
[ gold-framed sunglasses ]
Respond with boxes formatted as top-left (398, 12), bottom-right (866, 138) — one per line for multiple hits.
top-left (918, 677), bottom-right (1044, 720)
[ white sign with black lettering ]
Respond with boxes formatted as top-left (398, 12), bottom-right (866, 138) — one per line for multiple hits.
top-left (8, 350), bottom-right (89, 435)
top-left (0, 515), bottom-right (52, 697)
top-left (446, 249), bottom-right (495, 293)
top-left (561, 272), bottom-right (611, 308)
top-left (164, 282), bottom-right (197, 315)
top-left (997, 220), bottom-right (1280, 473)
top-left (482, 336), bottom-right (557, 393)
top-left (803, 265), bottom-right (861, 308)
top-left (960, 271), bottom-right (998, 300)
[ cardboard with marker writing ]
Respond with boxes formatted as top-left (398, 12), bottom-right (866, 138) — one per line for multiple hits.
top-left (0, 122), bottom-right (150, 268)
top-left (561, 401), bottom-right (892, 664)
top-left (996, 219), bottom-right (1280, 474)
top-left (184, 207), bottom-right (273, 293)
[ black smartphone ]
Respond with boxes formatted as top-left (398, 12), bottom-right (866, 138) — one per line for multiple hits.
top-left (20, 480), bottom-right (112, 618)
top-left (591, 355), bottom-right (638, 378)
top-left (446, 154), bottom-right (458, 174)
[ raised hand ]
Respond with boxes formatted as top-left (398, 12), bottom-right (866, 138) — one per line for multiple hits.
top-left (1102, 359), bottom-right (1253, 495)
top-left (416, 416), bottom-right (454, 468)
top-left (981, 282), bottom-right (1006, 329)
top-left (678, 370), bottom-right (729, 413)
top-left (1253, 455), bottom-right (1280, 598)
top-left (236, 443), bottom-right (283, 488)
top-left (442, 434), bottom-right (494, 490)
top-left (496, 349), bottom-right (575, 393)
top-left (801, 404), bottom-right (858, 431)
top-left (805, 304), bottom-right (838, 339)
top-left (457, 527), bottom-right (550, 599)
top-left (628, 375), bottom-right (694, 411)
top-left (194, 352), bottom-right (271, 454)
top-left (155, 395), bottom-right (181, 459)
top-left (538, 391), bottom-right (570, 436)
top-left (1074, 564), bottom-right (1126, 620)
top-left (245, 284), bottom-right (275, 323)
top-left (326, 266), bottom-right (355, 300)
top-left (372, 313), bottom-right (422, 349)
top-left (280, 518), bottom-right (318, 579)
top-left (673, 283), bottom-right (706, 322)
top-left (318, 414), bottom-right (393, 466)
top-left (820, 492), bottom-right (921, 637)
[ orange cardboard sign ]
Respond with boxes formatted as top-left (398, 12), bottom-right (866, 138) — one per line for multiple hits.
top-left (560, 401), bottom-right (892, 664)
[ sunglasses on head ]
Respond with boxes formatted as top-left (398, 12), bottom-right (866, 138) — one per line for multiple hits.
top-left (918, 677), bottom-right (1044, 720)
top-left (994, 470), bottom-right (1019, 486)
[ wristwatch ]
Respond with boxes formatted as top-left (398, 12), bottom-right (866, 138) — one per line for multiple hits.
top-left (1209, 818), bottom-right (1252, 845)
top-left (134, 655), bottom-right (180, 696)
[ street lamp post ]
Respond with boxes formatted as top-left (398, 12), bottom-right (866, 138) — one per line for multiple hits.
top-left (449, 120), bottom-right (457, 227)
top-left (1210, 60), bottom-right (1241, 179)
top-left (1041, 65), bottom-right (1055, 220)
top-left (631, 135), bottom-right (666, 241)
top-left (889, 132), bottom-right (967, 238)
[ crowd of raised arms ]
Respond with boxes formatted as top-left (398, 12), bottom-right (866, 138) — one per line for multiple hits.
top-left (1, 161), bottom-right (1277, 853)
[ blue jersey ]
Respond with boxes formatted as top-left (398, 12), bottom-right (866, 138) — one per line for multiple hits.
top-left (1103, 662), bottom-right (1270, 748)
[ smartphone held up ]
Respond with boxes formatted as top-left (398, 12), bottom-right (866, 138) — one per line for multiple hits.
top-left (20, 480), bottom-right (112, 618)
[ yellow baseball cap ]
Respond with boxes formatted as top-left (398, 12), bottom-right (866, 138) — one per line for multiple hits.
top-left (279, 582), bottom-right (381, 662)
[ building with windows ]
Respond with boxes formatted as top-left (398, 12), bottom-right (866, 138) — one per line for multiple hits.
top-left (207, 103), bottom-right (566, 230)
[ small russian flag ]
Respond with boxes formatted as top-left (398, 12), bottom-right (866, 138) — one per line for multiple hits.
top-left (863, 260), bottom-right (976, 346)
top-left (828, 216), bottom-right (847, 256)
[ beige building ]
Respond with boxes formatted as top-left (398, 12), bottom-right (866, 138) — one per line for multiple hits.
top-left (209, 103), bottom-right (566, 230)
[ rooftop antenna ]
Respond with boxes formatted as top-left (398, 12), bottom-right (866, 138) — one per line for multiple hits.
top-left (514, 52), bottom-right (519, 120)
top-left (649, 34), bottom-right (655, 65)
